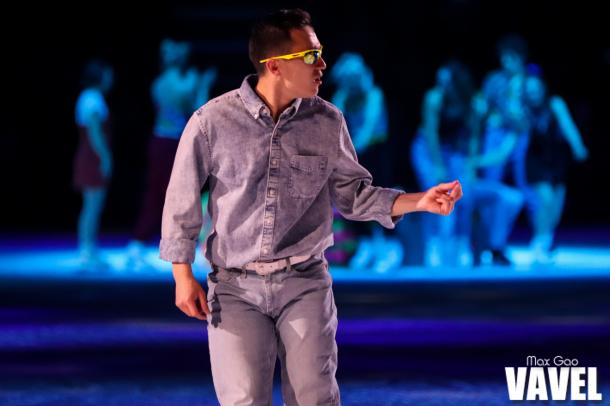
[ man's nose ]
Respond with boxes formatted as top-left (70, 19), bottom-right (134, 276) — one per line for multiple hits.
top-left (317, 56), bottom-right (327, 70)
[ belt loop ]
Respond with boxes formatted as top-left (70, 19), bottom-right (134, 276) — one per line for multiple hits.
top-left (240, 265), bottom-right (248, 279)
top-left (286, 256), bottom-right (292, 273)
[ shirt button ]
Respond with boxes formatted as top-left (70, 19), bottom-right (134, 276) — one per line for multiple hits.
top-left (271, 159), bottom-right (278, 167)
top-left (268, 188), bottom-right (276, 197)
top-left (262, 247), bottom-right (269, 254)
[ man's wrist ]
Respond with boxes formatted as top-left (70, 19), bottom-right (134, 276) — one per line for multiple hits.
top-left (391, 192), bottom-right (424, 216)
top-left (172, 263), bottom-right (195, 281)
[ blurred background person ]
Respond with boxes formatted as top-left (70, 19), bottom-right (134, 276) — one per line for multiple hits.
top-left (522, 70), bottom-right (589, 263)
top-left (480, 34), bottom-right (530, 188)
top-left (411, 60), bottom-right (478, 267)
top-left (330, 52), bottom-right (403, 273)
top-left (126, 39), bottom-right (217, 269)
top-left (73, 59), bottom-right (114, 270)
top-left (471, 34), bottom-right (532, 265)
top-left (466, 94), bottom-right (525, 266)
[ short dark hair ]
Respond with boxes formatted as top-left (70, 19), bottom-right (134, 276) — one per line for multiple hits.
top-left (81, 59), bottom-right (112, 88)
top-left (496, 34), bottom-right (528, 59)
top-left (248, 8), bottom-right (312, 74)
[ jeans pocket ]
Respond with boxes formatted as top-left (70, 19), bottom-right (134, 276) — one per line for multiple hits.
top-left (206, 276), bottom-right (217, 304)
top-left (205, 279), bottom-right (222, 327)
top-left (288, 155), bottom-right (328, 198)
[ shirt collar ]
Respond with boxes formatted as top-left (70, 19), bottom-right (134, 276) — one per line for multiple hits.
top-left (239, 74), bottom-right (302, 120)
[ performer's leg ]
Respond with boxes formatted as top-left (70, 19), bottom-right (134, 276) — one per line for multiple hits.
top-left (275, 258), bottom-right (340, 406)
top-left (78, 187), bottom-right (107, 260)
top-left (206, 269), bottom-right (277, 405)
top-left (550, 184), bottom-right (566, 231)
top-left (482, 126), bottom-right (508, 182)
top-left (474, 180), bottom-right (523, 251)
top-left (530, 182), bottom-right (555, 262)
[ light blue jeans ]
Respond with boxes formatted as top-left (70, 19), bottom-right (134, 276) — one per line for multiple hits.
top-left (206, 255), bottom-right (340, 405)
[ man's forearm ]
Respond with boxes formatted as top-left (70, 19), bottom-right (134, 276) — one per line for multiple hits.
top-left (391, 192), bottom-right (424, 216)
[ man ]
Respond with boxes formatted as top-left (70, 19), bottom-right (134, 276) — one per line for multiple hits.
top-left (160, 9), bottom-right (462, 405)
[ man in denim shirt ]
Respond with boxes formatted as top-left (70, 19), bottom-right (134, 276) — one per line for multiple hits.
top-left (160, 9), bottom-right (462, 405)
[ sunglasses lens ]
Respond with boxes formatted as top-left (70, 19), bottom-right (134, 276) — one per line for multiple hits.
top-left (303, 50), bottom-right (321, 65)
top-left (303, 53), bottom-right (316, 64)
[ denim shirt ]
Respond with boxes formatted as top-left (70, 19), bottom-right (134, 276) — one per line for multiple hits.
top-left (159, 75), bottom-right (404, 268)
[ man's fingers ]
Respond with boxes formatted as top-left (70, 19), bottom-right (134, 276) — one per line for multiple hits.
top-left (435, 181), bottom-right (463, 203)
top-left (435, 180), bottom-right (460, 193)
top-left (433, 180), bottom-right (462, 208)
top-left (450, 182), bottom-right (463, 201)
top-left (198, 291), bottom-right (210, 316)
top-left (184, 300), bottom-right (207, 320)
top-left (434, 198), bottom-right (447, 215)
top-left (435, 189), bottom-right (456, 201)
top-left (435, 195), bottom-right (451, 203)
top-left (435, 195), bottom-right (454, 216)
top-left (435, 194), bottom-right (453, 204)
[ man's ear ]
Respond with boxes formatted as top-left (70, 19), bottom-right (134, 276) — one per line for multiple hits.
top-left (266, 60), bottom-right (281, 77)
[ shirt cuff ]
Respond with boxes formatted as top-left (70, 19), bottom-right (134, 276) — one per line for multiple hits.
top-left (159, 238), bottom-right (197, 263)
top-left (377, 188), bottom-right (405, 229)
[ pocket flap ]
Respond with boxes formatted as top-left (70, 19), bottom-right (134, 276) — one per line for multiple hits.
top-left (289, 155), bottom-right (328, 172)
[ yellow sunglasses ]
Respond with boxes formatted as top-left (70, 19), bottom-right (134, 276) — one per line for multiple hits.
top-left (259, 47), bottom-right (323, 65)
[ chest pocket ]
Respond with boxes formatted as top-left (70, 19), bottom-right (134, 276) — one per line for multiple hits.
top-left (288, 155), bottom-right (328, 199)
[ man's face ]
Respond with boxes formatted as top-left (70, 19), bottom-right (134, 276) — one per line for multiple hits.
top-left (276, 26), bottom-right (326, 98)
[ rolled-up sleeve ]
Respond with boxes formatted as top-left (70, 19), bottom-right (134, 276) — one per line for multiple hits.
top-left (159, 113), bottom-right (211, 263)
top-left (329, 114), bottom-right (404, 229)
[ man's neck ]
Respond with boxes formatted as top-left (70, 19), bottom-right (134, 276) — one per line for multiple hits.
top-left (255, 75), bottom-right (295, 122)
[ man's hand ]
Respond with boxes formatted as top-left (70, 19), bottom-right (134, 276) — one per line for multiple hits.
top-left (173, 263), bottom-right (209, 320)
top-left (416, 180), bottom-right (463, 216)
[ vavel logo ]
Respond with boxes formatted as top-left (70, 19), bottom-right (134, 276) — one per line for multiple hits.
top-left (505, 356), bottom-right (603, 401)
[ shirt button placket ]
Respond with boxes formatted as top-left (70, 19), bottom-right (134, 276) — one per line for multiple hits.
top-left (261, 129), bottom-right (281, 259)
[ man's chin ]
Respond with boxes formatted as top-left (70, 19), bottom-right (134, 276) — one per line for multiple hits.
top-left (293, 86), bottom-right (320, 99)
top-left (306, 86), bottom-right (320, 98)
